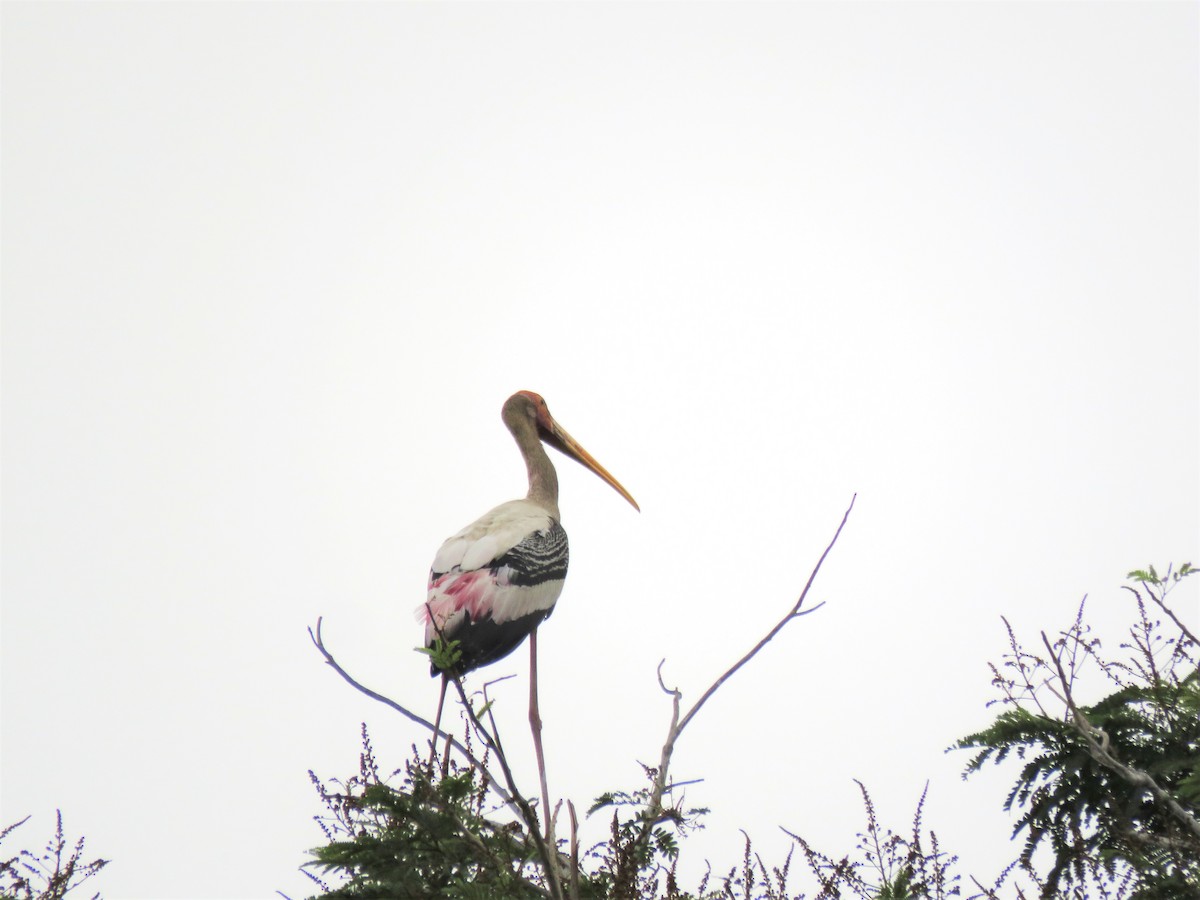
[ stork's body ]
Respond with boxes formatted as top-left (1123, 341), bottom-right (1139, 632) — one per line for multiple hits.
top-left (424, 499), bottom-right (567, 675)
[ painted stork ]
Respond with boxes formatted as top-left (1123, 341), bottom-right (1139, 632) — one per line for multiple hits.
top-left (418, 391), bottom-right (639, 801)
top-left (421, 390), bottom-right (639, 677)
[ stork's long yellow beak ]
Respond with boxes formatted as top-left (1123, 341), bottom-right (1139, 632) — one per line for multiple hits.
top-left (522, 392), bottom-right (640, 512)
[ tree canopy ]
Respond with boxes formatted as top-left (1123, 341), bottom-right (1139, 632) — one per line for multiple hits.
top-left (295, 549), bottom-right (1198, 898)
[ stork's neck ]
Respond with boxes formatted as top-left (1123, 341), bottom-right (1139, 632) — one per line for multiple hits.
top-left (517, 429), bottom-right (561, 520)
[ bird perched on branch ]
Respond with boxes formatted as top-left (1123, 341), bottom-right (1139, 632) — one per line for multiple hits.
top-left (417, 389), bottom-right (638, 835)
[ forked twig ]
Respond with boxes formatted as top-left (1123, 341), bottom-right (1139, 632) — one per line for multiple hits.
top-left (675, 494), bottom-right (851, 735)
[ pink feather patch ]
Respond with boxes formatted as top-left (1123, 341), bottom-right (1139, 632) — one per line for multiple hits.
top-left (425, 569), bottom-right (497, 625)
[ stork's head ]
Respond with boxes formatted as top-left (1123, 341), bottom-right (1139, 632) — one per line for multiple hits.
top-left (503, 391), bottom-right (640, 511)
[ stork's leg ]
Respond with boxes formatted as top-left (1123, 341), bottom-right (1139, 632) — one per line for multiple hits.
top-left (529, 628), bottom-right (554, 848)
top-left (428, 673), bottom-right (449, 773)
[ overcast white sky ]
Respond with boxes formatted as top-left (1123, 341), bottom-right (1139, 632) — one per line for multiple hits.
top-left (3, 3), bottom-right (1197, 898)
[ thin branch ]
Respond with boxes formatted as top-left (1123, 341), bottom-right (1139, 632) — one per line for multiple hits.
top-left (676, 493), bottom-right (853, 736)
top-left (1040, 631), bottom-right (1200, 842)
top-left (567, 800), bottom-right (581, 900)
top-left (307, 618), bottom-right (513, 806)
top-left (529, 630), bottom-right (559, 868)
top-left (655, 659), bottom-right (675, 696)
top-left (479, 677), bottom-right (513, 766)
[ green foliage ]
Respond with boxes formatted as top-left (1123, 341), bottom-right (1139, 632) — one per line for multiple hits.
top-left (302, 733), bottom-right (970, 900)
top-left (1125, 562), bottom-right (1195, 588)
top-left (955, 566), bottom-right (1200, 899)
top-left (301, 732), bottom-right (715, 900)
top-left (0, 812), bottom-right (107, 900)
top-left (301, 725), bottom-right (546, 899)
top-left (583, 765), bottom-right (710, 899)
top-left (417, 637), bottom-right (464, 676)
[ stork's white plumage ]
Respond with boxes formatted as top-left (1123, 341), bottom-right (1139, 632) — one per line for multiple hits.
top-left (430, 499), bottom-right (554, 575)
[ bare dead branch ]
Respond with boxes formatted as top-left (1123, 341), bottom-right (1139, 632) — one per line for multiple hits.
top-left (655, 659), bottom-right (674, 696)
top-left (644, 652), bottom-right (684, 832)
top-left (676, 493), bottom-right (853, 736)
top-left (567, 800), bottom-right (581, 900)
